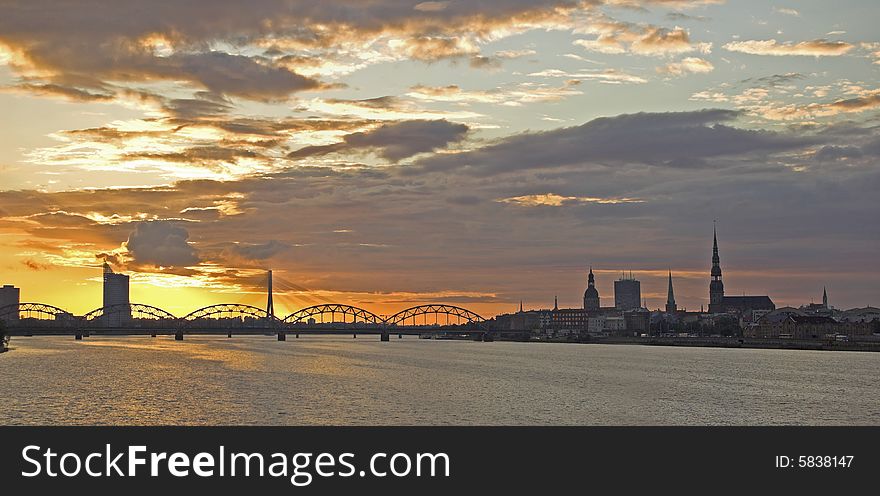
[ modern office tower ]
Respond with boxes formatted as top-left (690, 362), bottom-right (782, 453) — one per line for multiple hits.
top-left (614, 273), bottom-right (641, 310)
top-left (103, 263), bottom-right (130, 326)
top-left (0, 285), bottom-right (21, 322)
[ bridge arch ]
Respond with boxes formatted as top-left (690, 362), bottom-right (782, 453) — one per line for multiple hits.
top-left (385, 305), bottom-right (486, 327)
top-left (81, 304), bottom-right (178, 328)
top-left (182, 304), bottom-right (278, 328)
top-left (0, 303), bottom-right (77, 327)
top-left (283, 304), bottom-right (384, 326)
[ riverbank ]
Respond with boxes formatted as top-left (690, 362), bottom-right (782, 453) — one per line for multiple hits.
top-left (519, 335), bottom-right (880, 352)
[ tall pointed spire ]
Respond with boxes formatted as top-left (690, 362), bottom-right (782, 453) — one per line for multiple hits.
top-left (554, 295), bottom-right (558, 311)
top-left (266, 269), bottom-right (275, 319)
top-left (519, 300), bottom-right (524, 313)
top-left (709, 222), bottom-right (725, 312)
top-left (666, 270), bottom-right (677, 314)
top-left (822, 287), bottom-right (828, 308)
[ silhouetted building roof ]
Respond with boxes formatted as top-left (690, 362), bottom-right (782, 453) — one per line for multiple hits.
top-left (722, 296), bottom-right (775, 312)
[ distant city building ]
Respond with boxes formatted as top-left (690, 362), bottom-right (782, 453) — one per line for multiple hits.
top-left (102, 263), bottom-right (130, 326)
top-left (0, 284), bottom-right (20, 309)
top-left (800, 287), bottom-right (835, 317)
top-left (750, 314), bottom-right (874, 339)
top-left (839, 307), bottom-right (880, 323)
top-left (706, 227), bottom-right (775, 322)
top-left (551, 308), bottom-right (589, 332)
top-left (614, 273), bottom-right (641, 311)
top-left (0, 284), bottom-right (21, 322)
top-left (623, 308), bottom-right (650, 335)
top-left (583, 267), bottom-right (600, 311)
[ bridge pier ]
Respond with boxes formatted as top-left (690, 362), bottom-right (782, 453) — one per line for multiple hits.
top-left (398, 333), bottom-right (402, 339)
top-left (277, 332), bottom-right (286, 341)
top-left (74, 333), bottom-right (82, 340)
top-left (483, 332), bottom-right (494, 342)
top-left (381, 331), bottom-right (390, 342)
top-left (175, 332), bottom-right (184, 341)
top-left (295, 333), bottom-right (299, 338)
top-left (353, 333), bottom-right (357, 339)
top-left (228, 331), bottom-right (232, 338)
top-left (151, 333), bottom-right (156, 338)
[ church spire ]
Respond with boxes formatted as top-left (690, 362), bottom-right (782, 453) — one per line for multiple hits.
top-left (554, 295), bottom-right (558, 311)
top-left (666, 270), bottom-right (677, 314)
top-left (822, 287), bottom-right (828, 308)
top-left (709, 223), bottom-right (725, 312)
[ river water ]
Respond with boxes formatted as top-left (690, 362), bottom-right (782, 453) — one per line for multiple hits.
top-left (1, 336), bottom-right (877, 425)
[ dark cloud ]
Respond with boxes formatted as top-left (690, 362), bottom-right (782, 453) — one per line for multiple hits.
top-left (22, 259), bottom-right (52, 271)
top-left (323, 96), bottom-right (405, 110)
top-left (289, 119), bottom-right (469, 162)
top-left (2, 113), bottom-right (878, 309)
top-left (125, 146), bottom-right (260, 164)
top-left (155, 52), bottom-right (322, 100)
top-left (0, 0), bottom-right (599, 101)
top-left (469, 55), bottom-right (502, 69)
top-left (413, 110), bottom-right (816, 175)
top-left (13, 83), bottom-right (115, 102)
top-left (164, 97), bottom-right (233, 119)
top-left (124, 221), bottom-right (200, 267)
top-left (814, 145), bottom-right (863, 161)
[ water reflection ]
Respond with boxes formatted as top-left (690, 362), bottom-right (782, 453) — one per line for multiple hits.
top-left (1, 336), bottom-right (878, 425)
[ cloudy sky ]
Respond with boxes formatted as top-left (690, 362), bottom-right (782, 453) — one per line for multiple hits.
top-left (0, 0), bottom-right (878, 317)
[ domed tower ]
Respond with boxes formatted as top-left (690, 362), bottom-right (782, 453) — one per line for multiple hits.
top-left (583, 267), bottom-right (600, 311)
top-left (708, 226), bottom-right (725, 313)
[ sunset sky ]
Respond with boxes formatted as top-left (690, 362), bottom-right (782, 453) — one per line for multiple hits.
top-left (0, 0), bottom-right (878, 318)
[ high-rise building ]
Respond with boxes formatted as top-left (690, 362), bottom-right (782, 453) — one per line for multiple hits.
top-left (666, 271), bottom-right (677, 314)
top-left (583, 267), bottom-right (600, 311)
top-left (103, 262), bottom-right (130, 308)
top-left (0, 285), bottom-right (20, 309)
top-left (102, 263), bottom-right (131, 326)
top-left (0, 285), bottom-right (21, 322)
top-left (614, 273), bottom-right (641, 311)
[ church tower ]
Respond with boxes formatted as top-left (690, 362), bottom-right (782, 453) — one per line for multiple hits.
top-left (666, 270), bottom-right (677, 314)
top-left (583, 267), bottom-right (600, 311)
top-left (708, 226), bottom-right (725, 313)
top-left (822, 287), bottom-right (828, 308)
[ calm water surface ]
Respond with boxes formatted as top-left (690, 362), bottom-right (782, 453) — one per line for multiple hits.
top-left (1, 336), bottom-right (878, 425)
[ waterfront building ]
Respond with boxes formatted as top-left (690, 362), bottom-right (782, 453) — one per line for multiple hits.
top-left (551, 308), bottom-right (589, 332)
top-left (583, 267), bottom-right (600, 311)
top-left (0, 284), bottom-right (20, 322)
top-left (750, 314), bottom-right (874, 339)
top-left (102, 263), bottom-right (130, 326)
top-left (839, 307), bottom-right (880, 323)
top-left (0, 284), bottom-right (20, 309)
top-left (799, 287), bottom-right (836, 317)
top-left (623, 308), bottom-right (651, 335)
top-left (614, 273), bottom-right (641, 311)
top-left (706, 227), bottom-right (775, 322)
